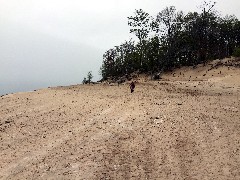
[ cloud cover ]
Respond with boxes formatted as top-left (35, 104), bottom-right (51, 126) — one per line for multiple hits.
top-left (0, 0), bottom-right (239, 94)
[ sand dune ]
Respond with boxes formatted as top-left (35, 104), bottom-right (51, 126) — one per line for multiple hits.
top-left (0, 59), bottom-right (240, 179)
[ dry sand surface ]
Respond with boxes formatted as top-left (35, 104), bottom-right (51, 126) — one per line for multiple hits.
top-left (0, 59), bottom-right (240, 179)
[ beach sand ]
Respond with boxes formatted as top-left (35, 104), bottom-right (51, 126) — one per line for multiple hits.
top-left (0, 59), bottom-right (240, 179)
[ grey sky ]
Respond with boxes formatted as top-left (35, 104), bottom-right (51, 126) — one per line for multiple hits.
top-left (0, 0), bottom-right (239, 95)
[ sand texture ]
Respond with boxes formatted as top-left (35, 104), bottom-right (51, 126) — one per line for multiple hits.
top-left (0, 59), bottom-right (240, 179)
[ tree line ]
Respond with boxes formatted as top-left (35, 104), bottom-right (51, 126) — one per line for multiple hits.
top-left (100, 1), bottom-right (240, 80)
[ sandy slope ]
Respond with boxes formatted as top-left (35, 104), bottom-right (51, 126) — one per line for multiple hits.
top-left (0, 60), bottom-right (240, 179)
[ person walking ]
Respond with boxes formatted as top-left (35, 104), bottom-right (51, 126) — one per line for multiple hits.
top-left (129, 81), bottom-right (135, 93)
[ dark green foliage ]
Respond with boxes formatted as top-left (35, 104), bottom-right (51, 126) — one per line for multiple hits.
top-left (128, 9), bottom-right (151, 42)
top-left (100, 1), bottom-right (240, 79)
top-left (87, 71), bottom-right (93, 84)
top-left (82, 77), bottom-right (87, 84)
top-left (128, 9), bottom-right (151, 67)
top-left (100, 40), bottom-right (138, 79)
top-left (233, 47), bottom-right (240, 57)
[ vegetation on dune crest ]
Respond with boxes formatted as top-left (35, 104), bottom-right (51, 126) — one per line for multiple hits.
top-left (82, 77), bottom-right (87, 84)
top-left (100, 1), bottom-right (240, 80)
top-left (233, 47), bottom-right (240, 57)
top-left (82, 71), bottom-right (93, 84)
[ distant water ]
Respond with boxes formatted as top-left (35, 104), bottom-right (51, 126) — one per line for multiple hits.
top-left (0, 81), bottom-right (76, 96)
top-left (0, 76), bottom-right (100, 96)
top-left (0, 82), bottom-right (47, 96)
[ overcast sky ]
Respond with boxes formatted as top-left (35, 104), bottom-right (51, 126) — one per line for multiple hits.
top-left (0, 0), bottom-right (240, 95)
